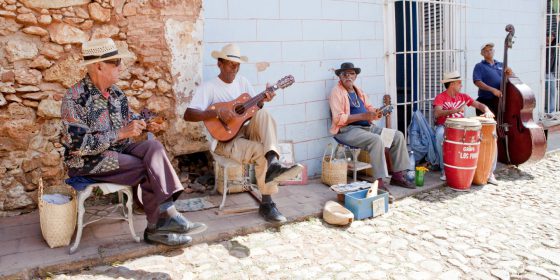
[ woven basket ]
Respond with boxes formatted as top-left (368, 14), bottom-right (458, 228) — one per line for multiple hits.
top-left (38, 178), bottom-right (77, 248)
top-left (321, 144), bottom-right (348, 186)
top-left (216, 163), bottom-right (253, 194)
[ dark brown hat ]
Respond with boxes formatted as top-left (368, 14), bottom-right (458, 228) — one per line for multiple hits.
top-left (335, 62), bottom-right (361, 76)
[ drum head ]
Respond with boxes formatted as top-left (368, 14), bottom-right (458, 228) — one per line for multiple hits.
top-left (444, 118), bottom-right (481, 130)
top-left (469, 116), bottom-right (496, 124)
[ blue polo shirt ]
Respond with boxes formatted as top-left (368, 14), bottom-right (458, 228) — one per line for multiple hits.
top-left (473, 59), bottom-right (503, 100)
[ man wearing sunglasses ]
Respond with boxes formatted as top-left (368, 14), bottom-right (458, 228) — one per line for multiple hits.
top-left (61, 38), bottom-right (206, 246)
top-left (329, 62), bottom-right (415, 196)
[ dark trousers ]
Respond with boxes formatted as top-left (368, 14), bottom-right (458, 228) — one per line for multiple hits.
top-left (70, 140), bottom-right (184, 224)
top-left (476, 97), bottom-right (499, 116)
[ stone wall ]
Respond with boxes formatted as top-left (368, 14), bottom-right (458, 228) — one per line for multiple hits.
top-left (0, 0), bottom-right (206, 216)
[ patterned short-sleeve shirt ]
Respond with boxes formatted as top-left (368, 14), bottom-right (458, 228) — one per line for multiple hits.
top-left (61, 75), bottom-right (133, 175)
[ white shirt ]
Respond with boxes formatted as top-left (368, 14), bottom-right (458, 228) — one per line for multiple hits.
top-left (188, 76), bottom-right (257, 151)
top-left (188, 76), bottom-right (256, 110)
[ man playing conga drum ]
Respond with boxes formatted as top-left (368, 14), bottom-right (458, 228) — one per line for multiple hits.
top-left (434, 71), bottom-right (495, 181)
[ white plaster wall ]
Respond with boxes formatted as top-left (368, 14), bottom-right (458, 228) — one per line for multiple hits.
top-left (202, 0), bottom-right (386, 177)
top-left (201, 0), bottom-right (547, 177)
top-left (465, 0), bottom-right (545, 116)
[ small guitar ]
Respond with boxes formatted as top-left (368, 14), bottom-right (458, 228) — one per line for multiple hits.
top-left (204, 75), bottom-right (295, 142)
top-left (376, 104), bottom-right (393, 119)
top-left (138, 108), bottom-right (165, 124)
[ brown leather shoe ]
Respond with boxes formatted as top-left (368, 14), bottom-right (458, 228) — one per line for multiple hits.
top-left (390, 177), bottom-right (416, 189)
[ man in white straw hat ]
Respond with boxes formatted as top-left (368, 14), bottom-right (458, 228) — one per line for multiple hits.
top-left (61, 38), bottom-right (206, 246)
top-left (184, 43), bottom-right (302, 223)
top-left (473, 42), bottom-right (513, 116)
top-left (434, 70), bottom-right (495, 182)
top-left (329, 62), bottom-right (415, 194)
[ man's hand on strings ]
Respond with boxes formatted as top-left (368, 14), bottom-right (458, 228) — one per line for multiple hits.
top-left (263, 83), bottom-right (275, 102)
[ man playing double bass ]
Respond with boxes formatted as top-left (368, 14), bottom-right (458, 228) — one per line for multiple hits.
top-left (183, 44), bottom-right (302, 224)
top-left (472, 42), bottom-right (513, 181)
top-left (473, 42), bottom-right (513, 116)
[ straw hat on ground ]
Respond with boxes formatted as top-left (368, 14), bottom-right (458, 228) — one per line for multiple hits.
top-left (323, 200), bottom-right (354, 226)
top-left (441, 70), bottom-right (462, 84)
top-left (80, 38), bottom-right (134, 66)
top-left (211, 43), bottom-right (248, 63)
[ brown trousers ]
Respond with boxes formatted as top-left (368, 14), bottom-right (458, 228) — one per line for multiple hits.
top-left (213, 109), bottom-right (279, 195)
top-left (70, 140), bottom-right (184, 224)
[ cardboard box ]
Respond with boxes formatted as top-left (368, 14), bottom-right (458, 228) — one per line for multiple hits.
top-left (344, 189), bottom-right (389, 220)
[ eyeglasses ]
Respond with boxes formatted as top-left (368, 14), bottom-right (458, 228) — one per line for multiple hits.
top-left (103, 58), bottom-right (122, 67)
top-left (341, 71), bottom-right (357, 77)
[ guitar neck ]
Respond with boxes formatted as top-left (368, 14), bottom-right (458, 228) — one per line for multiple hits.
top-left (245, 84), bottom-right (280, 108)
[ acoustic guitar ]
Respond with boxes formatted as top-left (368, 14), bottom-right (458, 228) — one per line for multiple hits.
top-left (204, 75), bottom-right (295, 142)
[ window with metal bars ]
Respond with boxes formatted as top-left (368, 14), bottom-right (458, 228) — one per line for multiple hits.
top-left (544, 0), bottom-right (560, 116)
top-left (387, 0), bottom-right (467, 138)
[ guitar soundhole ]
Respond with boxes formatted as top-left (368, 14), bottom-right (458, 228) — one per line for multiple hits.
top-left (234, 104), bottom-right (245, 115)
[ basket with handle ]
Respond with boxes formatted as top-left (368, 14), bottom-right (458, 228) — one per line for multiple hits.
top-left (321, 143), bottom-right (348, 186)
top-left (38, 178), bottom-right (77, 248)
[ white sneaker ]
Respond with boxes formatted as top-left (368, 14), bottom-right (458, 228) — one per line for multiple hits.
top-left (440, 174), bottom-right (446, 181)
top-left (487, 174), bottom-right (499, 185)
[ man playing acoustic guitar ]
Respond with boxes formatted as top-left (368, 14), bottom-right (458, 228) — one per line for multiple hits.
top-left (183, 44), bottom-right (302, 223)
top-left (329, 62), bottom-right (415, 193)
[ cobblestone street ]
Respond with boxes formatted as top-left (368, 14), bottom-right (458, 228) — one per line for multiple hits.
top-left (54, 152), bottom-right (560, 280)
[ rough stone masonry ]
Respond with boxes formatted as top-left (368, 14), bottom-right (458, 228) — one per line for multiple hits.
top-left (0, 0), bottom-right (208, 215)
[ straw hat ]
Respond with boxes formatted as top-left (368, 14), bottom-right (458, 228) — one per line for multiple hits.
top-left (335, 62), bottom-right (361, 76)
top-left (480, 42), bottom-right (494, 51)
top-left (323, 200), bottom-right (354, 226)
top-left (441, 70), bottom-right (462, 83)
top-left (80, 38), bottom-right (134, 66)
top-left (211, 43), bottom-right (248, 63)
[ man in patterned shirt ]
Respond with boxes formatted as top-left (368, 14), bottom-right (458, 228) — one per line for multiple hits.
top-left (61, 38), bottom-right (205, 246)
top-left (434, 70), bottom-right (495, 181)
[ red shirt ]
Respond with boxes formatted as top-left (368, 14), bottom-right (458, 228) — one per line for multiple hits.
top-left (433, 90), bottom-right (474, 125)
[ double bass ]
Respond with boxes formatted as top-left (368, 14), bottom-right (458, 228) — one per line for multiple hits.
top-left (496, 24), bottom-right (547, 165)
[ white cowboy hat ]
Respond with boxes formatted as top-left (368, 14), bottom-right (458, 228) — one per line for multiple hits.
top-left (441, 70), bottom-right (462, 83)
top-left (480, 42), bottom-right (494, 51)
top-left (80, 38), bottom-right (134, 66)
top-left (211, 43), bottom-right (248, 63)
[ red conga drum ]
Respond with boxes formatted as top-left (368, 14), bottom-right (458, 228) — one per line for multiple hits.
top-left (443, 118), bottom-right (481, 191)
top-left (470, 117), bottom-right (497, 185)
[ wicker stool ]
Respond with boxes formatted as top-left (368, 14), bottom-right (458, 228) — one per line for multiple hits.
top-left (211, 152), bottom-right (257, 210)
top-left (69, 183), bottom-right (141, 254)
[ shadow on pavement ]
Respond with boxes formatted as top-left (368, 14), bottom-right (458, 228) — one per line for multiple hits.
top-left (66, 267), bottom-right (172, 279)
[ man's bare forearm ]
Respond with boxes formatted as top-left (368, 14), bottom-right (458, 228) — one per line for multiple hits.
top-left (183, 108), bottom-right (218, 122)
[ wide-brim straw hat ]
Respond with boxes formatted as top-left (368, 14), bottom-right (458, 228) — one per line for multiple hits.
top-left (335, 62), bottom-right (361, 76)
top-left (80, 38), bottom-right (134, 66)
top-left (211, 43), bottom-right (248, 63)
top-left (441, 70), bottom-right (462, 83)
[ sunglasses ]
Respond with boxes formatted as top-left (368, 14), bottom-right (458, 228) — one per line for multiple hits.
top-left (341, 71), bottom-right (357, 77)
top-left (102, 58), bottom-right (122, 67)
